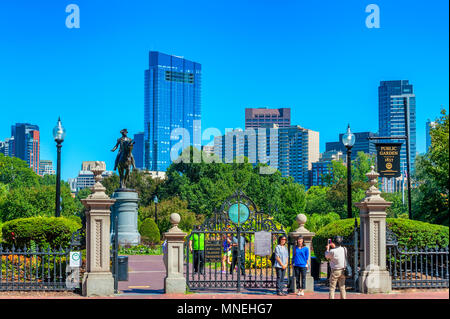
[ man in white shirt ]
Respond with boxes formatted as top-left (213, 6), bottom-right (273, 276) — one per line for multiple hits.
top-left (325, 236), bottom-right (347, 299)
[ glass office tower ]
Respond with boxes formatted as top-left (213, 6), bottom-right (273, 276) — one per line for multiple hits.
top-left (144, 52), bottom-right (201, 171)
top-left (378, 80), bottom-right (416, 175)
top-left (132, 132), bottom-right (144, 169)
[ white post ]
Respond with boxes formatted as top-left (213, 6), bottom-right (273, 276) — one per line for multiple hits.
top-left (289, 214), bottom-right (315, 292)
top-left (355, 166), bottom-right (392, 293)
top-left (163, 213), bottom-right (187, 294)
top-left (81, 162), bottom-right (116, 297)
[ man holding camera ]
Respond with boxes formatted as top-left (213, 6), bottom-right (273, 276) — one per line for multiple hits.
top-left (325, 236), bottom-right (347, 299)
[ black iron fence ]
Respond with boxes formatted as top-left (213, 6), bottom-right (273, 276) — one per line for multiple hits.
top-left (387, 244), bottom-right (449, 289)
top-left (0, 229), bottom-right (83, 292)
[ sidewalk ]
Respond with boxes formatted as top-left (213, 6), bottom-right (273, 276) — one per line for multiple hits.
top-left (0, 255), bottom-right (448, 299)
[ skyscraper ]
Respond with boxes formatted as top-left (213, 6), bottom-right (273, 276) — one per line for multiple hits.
top-left (245, 108), bottom-right (291, 129)
top-left (132, 132), bottom-right (144, 169)
top-left (11, 123), bottom-right (40, 174)
top-left (378, 80), bottom-right (416, 174)
top-left (144, 51), bottom-right (201, 172)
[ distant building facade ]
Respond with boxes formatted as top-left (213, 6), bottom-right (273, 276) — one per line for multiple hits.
top-left (74, 161), bottom-right (113, 192)
top-left (245, 108), bottom-right (291, 129)
top-left (39, 160), bottom-right (55, 176)
top-left (311, 150), bottom-right (344, 187)
top-left (325, 131), bottom-right (377, 161)
top-left (0, 137), bottom-right (14, 157)
top-left (201, 145), bottom-right (214, 156)
top-left (214, 124), bottom-right (319, 187)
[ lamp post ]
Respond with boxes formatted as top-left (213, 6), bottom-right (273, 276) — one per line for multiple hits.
top-left (342, 124), bottom-right (355, 219)
top-left (154, 195), bottom-right (158, 225)
top-left (53, 117), bottom-right (66, 217)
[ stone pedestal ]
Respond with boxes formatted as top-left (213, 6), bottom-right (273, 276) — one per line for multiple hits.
top-left (81, 162), bottom-right (116, 297)
top-left (111, 189), bottom-right (140, 246)
top-left (289, 214), bottom-right (315, 292)
top-left (355, 166), bottom-right (392, 294)
top-left (163, 213), bottom-right (187, 294)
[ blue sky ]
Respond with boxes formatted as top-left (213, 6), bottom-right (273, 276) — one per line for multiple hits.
top-left (0, 0), bottom-right (448, 180)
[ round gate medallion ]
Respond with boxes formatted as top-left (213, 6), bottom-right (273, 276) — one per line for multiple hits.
top-left (228, 203), bottom-right (250, 224)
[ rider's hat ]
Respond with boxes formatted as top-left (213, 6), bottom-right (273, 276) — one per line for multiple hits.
top-left (120, 129), bottom-right (128, 134)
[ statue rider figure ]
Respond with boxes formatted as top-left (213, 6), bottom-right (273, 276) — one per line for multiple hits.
top-left (111, 129), bottom-right (136, 188)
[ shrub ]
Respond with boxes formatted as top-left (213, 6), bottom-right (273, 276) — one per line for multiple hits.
top-left (1, 216), bottom-right (81, 249)
top-left (291, 212), bottom-right (341, 233)
top-left (312, 218), bottom-right (449, 262)
top-left (386, 218), bottom-right (449, 249)
top-left (139, 218), bottom-right (160, 245)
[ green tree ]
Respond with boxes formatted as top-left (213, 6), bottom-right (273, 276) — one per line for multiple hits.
top-left (138, 196), bottom-right (201, 235)
top-left (305, 186), bottom-right (333, 215)
top-left (412, 108), bottom-right (449, 225)
top-left (101, 170), bottom-right (163, 207)
top-left (101, 173), bottom-right (120, 196)
top-left (0, 185), bottom-right (78, 222)
top-left (321, 152), bottom-right (374, 218)
top-left (0, 154), bottom-right (40, 189)
top-left (382, 192), bottom-right (408, 218)
top-left (39, 174), bottom-right (70, 189)
top-left (274, 181), bottom-right (306, 227)
top-left (139, 218), bottom-right (161, 245)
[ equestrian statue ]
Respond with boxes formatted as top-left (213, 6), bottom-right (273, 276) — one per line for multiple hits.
top-left (111, 129), bottom-right (136, 189)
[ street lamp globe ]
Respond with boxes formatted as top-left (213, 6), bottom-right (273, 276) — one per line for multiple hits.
top-left (53, 117), bottom-right (66, 143)
top-left (342, 124), bottom-right (355, 147)
top-left (154, 195), bottom-right (158, 204)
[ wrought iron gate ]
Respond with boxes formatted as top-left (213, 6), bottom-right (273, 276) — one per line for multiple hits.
top-left (186, 190), bottom-right (286, 293)
top-left (386, 228), bottom-right (449, 289)
top-left (0, 229), bottom-right (84, 292)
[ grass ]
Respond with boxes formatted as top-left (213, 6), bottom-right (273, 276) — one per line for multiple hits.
top-left (118, 244), bottom-right (163, 255)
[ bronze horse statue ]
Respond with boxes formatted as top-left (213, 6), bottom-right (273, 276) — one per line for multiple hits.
top-left (111, 129), bottom-right (136, 189)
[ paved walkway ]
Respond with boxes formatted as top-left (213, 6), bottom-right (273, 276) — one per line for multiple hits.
top-left (0, 255), bottom-right (448, 299)
top-left (116, 255), bottom-right (448, 299)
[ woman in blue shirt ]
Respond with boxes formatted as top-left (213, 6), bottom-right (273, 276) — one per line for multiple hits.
top-left (292, 235), bottom-right (309, 296)
top-left (274, 235), bottom-right (289, 296)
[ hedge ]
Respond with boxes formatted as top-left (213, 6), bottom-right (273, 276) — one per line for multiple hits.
top-left (139, 218), bottom-right (160, 245)
top-left (312, 218), bottom-right (449, 262)
top-left (1, 216), bottom-right (81, 249)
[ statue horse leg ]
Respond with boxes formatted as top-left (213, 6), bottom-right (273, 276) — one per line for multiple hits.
top-left (118, 163), bottom-right (125, 189)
